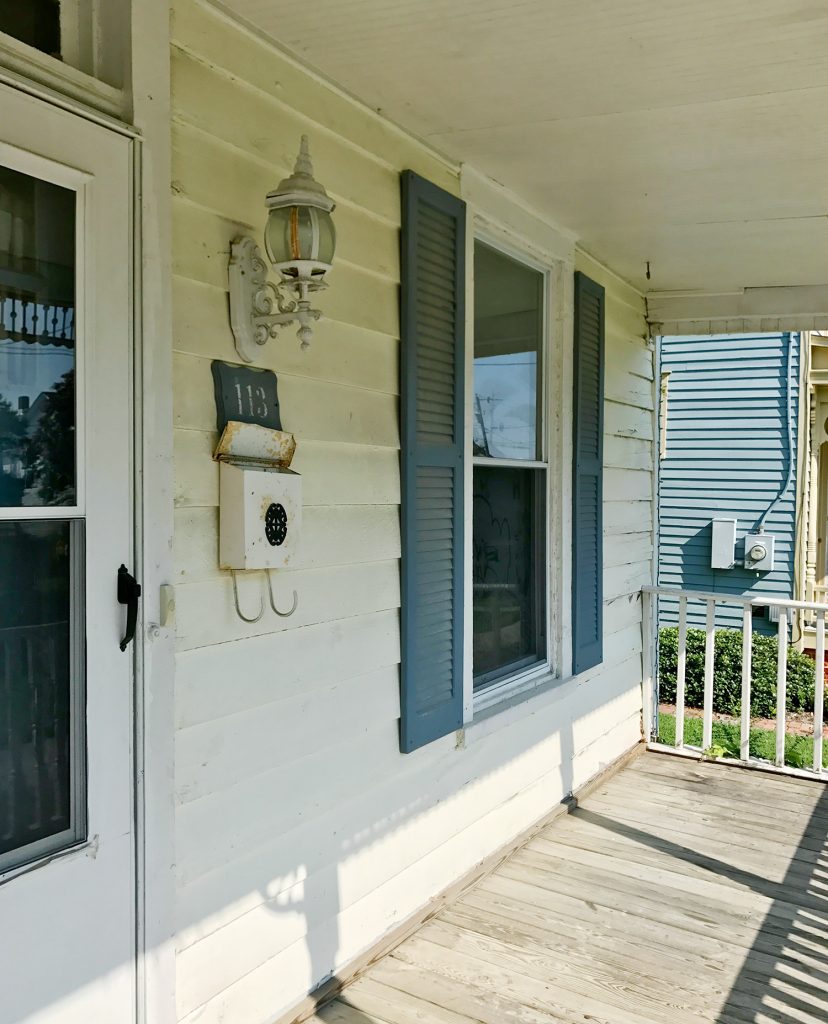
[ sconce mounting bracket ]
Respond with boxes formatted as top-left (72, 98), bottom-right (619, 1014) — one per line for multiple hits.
top-left (229, 236), bottom-right (322, 361)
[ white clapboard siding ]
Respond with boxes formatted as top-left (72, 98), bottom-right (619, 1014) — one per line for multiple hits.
top-left (169, 0), bottom-right (458, 191)
top-left (173, 199), bottom-right (400, 301)
top-left (173, 505), bottom-right (400, 582)
top-left (175, 608), bottom-right (400, 729)
top-left (176, 700), bottom-right (642, 1024)
top-left (172, 50), bottom-right (402, 223)
top-left (604, 434), bottom-right (654, 471)
top-left (604, 532), bottom-right (652, 569)
top-left (174, 432), bottom-right (401, 509)
top-left (173, 275), bottom-right (399, 392)
top-left (176, 665), bottom-right (402, 804)
top-left (604, 593), bottom-right (645, 637)
top-left (173, 352), bottom-right (400, 445)
top-left (169, 3), bottom-right (653, 1021)
top-left (173, 654), bottom-right (643, 986)
top-left (605, 399), bottom-right (654, 441)
top-left (603, 499), bottom-right (652, 536)
top-left (175, 560), bottom-right (400, 652)
top-left (604, 467), bottom-right (652, 502)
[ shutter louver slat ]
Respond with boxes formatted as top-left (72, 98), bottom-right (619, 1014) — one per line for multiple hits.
top-left (400, 171), bottom-right (466, 752)
top-left (572, 271), bottom-right (605, 675)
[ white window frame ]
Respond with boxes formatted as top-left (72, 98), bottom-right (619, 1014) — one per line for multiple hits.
top-left (463, 218), bottom-right (567, 718)
top-left (0, 0), bottom-right (127, 118)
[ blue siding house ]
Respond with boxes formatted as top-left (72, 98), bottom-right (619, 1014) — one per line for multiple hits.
top-left (658, 332), bottom-right (802, 634)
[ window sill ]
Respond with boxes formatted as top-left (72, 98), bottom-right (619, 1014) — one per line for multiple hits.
top-left (462, 667), bottom-right (578, 748)
top-left (472, 662), bottom-right (559, 720)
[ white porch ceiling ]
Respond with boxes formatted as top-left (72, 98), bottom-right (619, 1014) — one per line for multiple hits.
top-left (222, 0), bottom-right (828, 313)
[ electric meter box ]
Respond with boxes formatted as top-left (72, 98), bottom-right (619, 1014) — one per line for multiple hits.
top-left (219, 461), bottom-right (302, 570)
top-left (710, 518), bottom-right (737, 569)
top-left (743, 533), bottom-right (775, 573)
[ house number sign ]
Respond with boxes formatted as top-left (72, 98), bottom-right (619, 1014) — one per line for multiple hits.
top-left (211, 360), bottom-right (283, 433)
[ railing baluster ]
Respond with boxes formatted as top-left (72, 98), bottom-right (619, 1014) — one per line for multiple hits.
top-left (775, 608), bottom-right (788, 767)
top-left (703, 599), bottom-right (715, 750)
top-left (740, 605), bottom-right (752, 762)
top-left (642, 585), bottom-right (828, 777)
top-left (814, 610), bottom-right (825, 777)
top-left (641, 589), bottom-right (655, 742)
top-left (675, 597), bottom-right (687, 749)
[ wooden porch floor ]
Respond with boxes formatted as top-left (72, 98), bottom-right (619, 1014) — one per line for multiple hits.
top-left (314, 752), bottom-right (828, 1024)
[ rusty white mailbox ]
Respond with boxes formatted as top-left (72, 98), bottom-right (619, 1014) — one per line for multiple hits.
top-left (215, 421), bottom-right (301, 570)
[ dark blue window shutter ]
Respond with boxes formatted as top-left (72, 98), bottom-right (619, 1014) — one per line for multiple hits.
top-left (399, 171), bottom-right (466, 753)
top-left (572, 271), bottom-right (605, 674)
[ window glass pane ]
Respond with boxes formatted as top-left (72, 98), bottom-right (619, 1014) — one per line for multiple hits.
top-left (0, 520), bottom-right (80, 863)
top-left (473, 466), bottom-right (545, 686)
top-left (0, 0), bottom-right (61, 59)
top-left (0, 165), bottom-right (76, 507)
top-left (473, 242), bottom-right (543, 461)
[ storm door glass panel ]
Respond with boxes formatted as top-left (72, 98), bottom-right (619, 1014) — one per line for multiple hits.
top-left (473, 242), bottom-right (542, 461)
top-left (0, 162), bottom-right (83, 873)
top-left (0, 520), bottom-right (84, 868)
top-left (0, 165), bottom-right (76, 508)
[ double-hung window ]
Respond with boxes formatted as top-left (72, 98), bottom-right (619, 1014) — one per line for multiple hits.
top-left (399, 171), bottom-right (605, 753)
top-left (472, 241), bottom-right (548, 694)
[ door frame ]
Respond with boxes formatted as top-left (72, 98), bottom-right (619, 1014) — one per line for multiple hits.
top-left (128, 5), bottom-right (176, 1021)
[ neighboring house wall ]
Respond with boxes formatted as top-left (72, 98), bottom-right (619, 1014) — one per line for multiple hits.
top-left (658, 332), bottom-right (800, 633)
top-left (169, 2), bottom-right (652, 1021)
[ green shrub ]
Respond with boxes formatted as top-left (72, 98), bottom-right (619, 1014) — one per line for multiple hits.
top-left (658, 626), bottom-right (822, 718)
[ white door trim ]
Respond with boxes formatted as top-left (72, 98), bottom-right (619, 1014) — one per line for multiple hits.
top-left (129, 1), bottom-right (176, 1020)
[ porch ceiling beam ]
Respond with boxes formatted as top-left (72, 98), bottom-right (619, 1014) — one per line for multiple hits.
top-left (647, 285), bottom-right (828, 336)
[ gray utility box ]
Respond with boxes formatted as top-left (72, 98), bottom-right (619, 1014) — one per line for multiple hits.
top-left (711, 518), bottom-right (737, 569)
top-left (744, 533), bottom-right (775, 572)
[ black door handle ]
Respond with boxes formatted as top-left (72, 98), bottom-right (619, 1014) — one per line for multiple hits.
top-left (117, 564), bottom-right (141, 652)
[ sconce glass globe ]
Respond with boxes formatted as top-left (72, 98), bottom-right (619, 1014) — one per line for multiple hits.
top-left (264, 135), bottom-right (336, 288)
top-left (264, 204), bottom-right (336, 278)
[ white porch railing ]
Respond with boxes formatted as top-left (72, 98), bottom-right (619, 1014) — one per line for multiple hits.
top-left (641, 586), bottom-right (826, 779)
top-left (804, 585), bottom-right (828, 627)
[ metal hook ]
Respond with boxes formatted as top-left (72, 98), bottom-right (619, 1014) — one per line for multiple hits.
top-left (265, 572), bottom-right (299, 618)
top-left (231, 570), bottom-right (264, 623)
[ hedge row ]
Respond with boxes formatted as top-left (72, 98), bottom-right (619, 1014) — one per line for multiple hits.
top-left (658, 626), bottom-right (823, 718)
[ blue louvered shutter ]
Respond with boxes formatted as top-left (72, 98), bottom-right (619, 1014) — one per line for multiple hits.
top-left (572, 271), bottom-right (605, 674)
top-left (399, 171), bottom-right (466, 753)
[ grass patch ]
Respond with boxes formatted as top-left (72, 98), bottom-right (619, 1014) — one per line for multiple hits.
top-left (658, 712), bottom-right (828, 771)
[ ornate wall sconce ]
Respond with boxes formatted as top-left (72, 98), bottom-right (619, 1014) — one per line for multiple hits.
top-left (229, 136), bottom-right (336, 360)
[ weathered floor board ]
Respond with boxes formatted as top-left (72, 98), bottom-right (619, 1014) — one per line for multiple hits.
top-left (319, 753), bottom-right (828, 1024)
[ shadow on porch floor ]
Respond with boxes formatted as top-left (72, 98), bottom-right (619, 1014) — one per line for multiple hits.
top-left (310, 752), bottom-right (828, 1024)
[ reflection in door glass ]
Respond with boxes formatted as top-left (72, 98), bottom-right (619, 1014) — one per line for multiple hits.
top-left (0, 166), bottom-right (76, 507)
top-left (0, 521), bottom-right (77, 859)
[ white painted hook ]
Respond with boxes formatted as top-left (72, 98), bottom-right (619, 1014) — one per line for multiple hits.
top-left (266, 572), bottom-right (299, 618)
top-left (231, 570), bottom-right (264, 623)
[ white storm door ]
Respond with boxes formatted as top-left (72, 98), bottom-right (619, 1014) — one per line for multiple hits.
top-left (0, 84), bottom-right (135, 1024)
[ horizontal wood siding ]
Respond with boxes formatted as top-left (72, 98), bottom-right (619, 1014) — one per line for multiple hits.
top-left (658, 332), bottom-right (800, 633)
top-left (170, 3), bottom-right (652, 1021)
